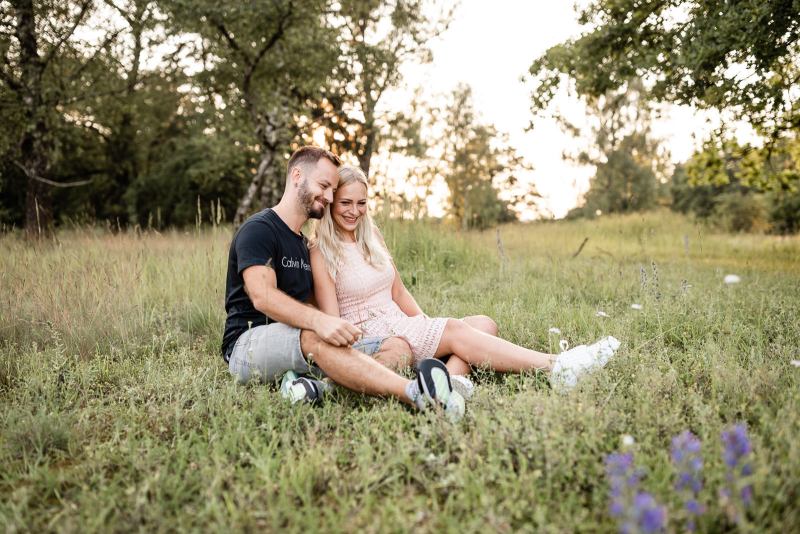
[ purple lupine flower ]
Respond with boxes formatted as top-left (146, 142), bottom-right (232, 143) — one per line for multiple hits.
top-left (606, 452), bottom-right (638, 519)
top-left (605, 453), bottom-right (666, 532)
top-left (720, 424), bottom-right (754, 524)
top-left (670, 431), bottom-right (705, 530)
top-left (633, 492), bottom-right (668, 533)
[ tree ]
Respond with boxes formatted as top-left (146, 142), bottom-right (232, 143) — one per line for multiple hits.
top-left (564, 81), bottom-right (667, 218)
top-left (309, 0), bottom-right (454, 178)
top-left (527, 0), bottom-right (800, 190)
top-left (1, 0), bottom-right (122, 237)
top-left (674, 134), bottom-right (800, 233)
top-left (438, 85), bottom-right (535, 230)
top-left (163, 0), bottom-right (340, 225)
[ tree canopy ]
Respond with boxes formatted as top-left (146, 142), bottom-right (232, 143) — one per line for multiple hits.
top-left (528, 1), bottom-right (800, 142)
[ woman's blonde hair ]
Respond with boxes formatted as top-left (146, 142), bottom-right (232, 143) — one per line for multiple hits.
top-left (313, 165), bottom-right (389, 280)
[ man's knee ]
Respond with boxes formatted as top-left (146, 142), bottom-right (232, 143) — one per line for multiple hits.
top-left (300, 329), bottom-right (324, 356)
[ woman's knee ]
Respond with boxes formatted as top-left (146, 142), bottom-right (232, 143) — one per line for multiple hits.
top-left (441, 318), bottom-right (470, 352)
top-left (463, 315), bottom-right (498, 336)
top-left (374, 336), bottom-right (413, 370)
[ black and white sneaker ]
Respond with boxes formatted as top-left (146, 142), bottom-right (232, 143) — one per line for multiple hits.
top-left (413, 359), bottom-right (465, 421)
top-left (279, 371), bottom-right (329, 405)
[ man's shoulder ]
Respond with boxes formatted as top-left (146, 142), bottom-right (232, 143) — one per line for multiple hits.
top-left (235, 209), bottom-right (277, 238)
top-left (242, 208), bottom-right (276, 227)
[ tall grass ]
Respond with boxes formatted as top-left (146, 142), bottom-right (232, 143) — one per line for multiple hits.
top-left (1, 211), bottom-right (798, 531)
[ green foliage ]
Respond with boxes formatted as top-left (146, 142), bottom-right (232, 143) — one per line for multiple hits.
top-left (309, 0), bottom-right (454, 176)
top-left (439, 85), bottom-right (533, 230)
top-left (527, 0), bottom-right (800, 198)
top-left (527, 0), bottom-right (800, 141)
top-left (1, 214), bottom-right (799, 530)
top-left (675, 135), bottom-right (800, 233)
top-left (769, 188), bottom-right (800, 234)
top-left (565, 81), bottom-right (667, 219)
top-left (709, 192), bottom-right (771, 234)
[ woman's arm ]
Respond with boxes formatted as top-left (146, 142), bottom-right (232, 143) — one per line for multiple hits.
top-left (391, 264), bottom-right (425, 316)
top-left (309, 245), bottom-right (341, 318)
top-left (374, 227), bottom-right (425, 317)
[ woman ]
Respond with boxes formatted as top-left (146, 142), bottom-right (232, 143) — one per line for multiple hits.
top-left (309, 165), bottom-right (619, 391)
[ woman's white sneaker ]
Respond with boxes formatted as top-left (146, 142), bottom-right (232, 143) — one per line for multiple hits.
top-left (450, 375), bottom-right (475, 400)
top-left (551, 336), bottom-right (621, 392)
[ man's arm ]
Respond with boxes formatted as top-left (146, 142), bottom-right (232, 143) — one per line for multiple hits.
top-left (242, 265), bottom-right (361, 347)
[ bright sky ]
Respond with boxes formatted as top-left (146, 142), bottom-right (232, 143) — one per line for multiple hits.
top-left (388, 0), bottom-right (730, 219)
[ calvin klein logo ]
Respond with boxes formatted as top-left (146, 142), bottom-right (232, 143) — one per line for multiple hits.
top-left (281, 256), bottom-right (311, 271)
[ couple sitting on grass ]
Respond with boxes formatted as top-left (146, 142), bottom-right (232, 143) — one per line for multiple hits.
top-left (221, 146), bottom-right (620, 419)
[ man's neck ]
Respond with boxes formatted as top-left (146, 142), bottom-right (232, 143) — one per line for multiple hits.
top-left (272, 200), bottom-right (306, 234)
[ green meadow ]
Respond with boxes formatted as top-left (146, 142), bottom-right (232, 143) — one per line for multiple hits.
top-left (1, 210), bottom-right (799, 532)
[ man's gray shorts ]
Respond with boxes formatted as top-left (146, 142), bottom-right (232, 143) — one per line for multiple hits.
top-left (227, 322), bottom-right (387, 384)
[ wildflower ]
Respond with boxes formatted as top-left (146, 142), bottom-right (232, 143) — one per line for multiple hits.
top-left (631, 303), bottom-right (643, 310)
top-left (671, 431), bottom-right (705, 531)
top-left (606, 452), bottom-right (638, 517)
top-left (621, 434), bottom-right (635, 447)
top-left (720, 424), bottom-right (754, 524)
top-left (548, 327), bottom-right (562, 335)
top-left (596, 310), bottom-right (610, 318)
top-left (723, 274), bottom-right (741, 284)
top-left (606, 452), bottom-right (667, 533)
top-left (632, 492), bottom-right (668, 533)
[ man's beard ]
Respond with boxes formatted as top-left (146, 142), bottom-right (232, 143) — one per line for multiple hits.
top-left (298, 179), bottom-right (325, 219)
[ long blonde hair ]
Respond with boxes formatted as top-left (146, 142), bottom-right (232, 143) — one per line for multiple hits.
top-left (313, 165), bottom-right (389, 280)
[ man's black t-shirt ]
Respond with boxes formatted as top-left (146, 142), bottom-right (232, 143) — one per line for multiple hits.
top-left (221, 208), bottom-right (312, 360)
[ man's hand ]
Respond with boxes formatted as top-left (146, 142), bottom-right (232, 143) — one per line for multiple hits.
top-left (312, 314), bottom-right (362, 347)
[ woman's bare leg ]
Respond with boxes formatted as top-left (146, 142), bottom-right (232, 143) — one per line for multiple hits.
top-left (435, 319), bottom-right (556, 373)
top-left (444, 315), bottom-right (499, 376)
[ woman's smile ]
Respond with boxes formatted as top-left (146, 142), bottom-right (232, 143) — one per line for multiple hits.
top-left (332, 181), bottom-right (369, 238)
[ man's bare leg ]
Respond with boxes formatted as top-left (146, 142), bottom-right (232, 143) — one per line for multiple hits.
top-left (301, 330), bottom-right (413, 405)
top-left (444, 315), bottom-right (499, 375)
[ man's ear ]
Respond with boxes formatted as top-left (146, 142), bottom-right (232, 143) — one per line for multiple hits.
top-left (290, 165), bottom-right (303, 187)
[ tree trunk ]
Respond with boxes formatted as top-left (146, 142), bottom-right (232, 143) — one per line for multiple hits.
top-left (357, 116), bottom-right (376, 179)
top-left (15, 0), bottom-right (53, 238)
top-left (235, 104), bottom-right (284, 227)
top-left (234, 150), bottom-right (274, 227)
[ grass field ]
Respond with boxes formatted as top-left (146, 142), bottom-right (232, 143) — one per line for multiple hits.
top-left (1, 210), bottom-right (799, 532)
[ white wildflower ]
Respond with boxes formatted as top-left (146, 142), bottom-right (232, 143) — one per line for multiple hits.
top-left (724, 274), bottom-right (741, 284)
top-left (631, 303), bottom-right (643, 310)
top-left (621, 434), bottom-right (635, 447)
top-left (596, 310), bottom-right (609, 318)
top-left (548, 327), bottom-right (561, 335)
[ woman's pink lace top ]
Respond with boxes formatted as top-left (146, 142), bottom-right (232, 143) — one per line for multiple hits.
top-left (336, 241), bottom-right (446, 360)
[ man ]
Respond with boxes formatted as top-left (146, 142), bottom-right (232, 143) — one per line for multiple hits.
top-left (221, 146), bottom-right (464, 417)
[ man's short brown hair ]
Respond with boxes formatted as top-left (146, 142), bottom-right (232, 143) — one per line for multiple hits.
top-left (287, 146), bottom-right (341, 179)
